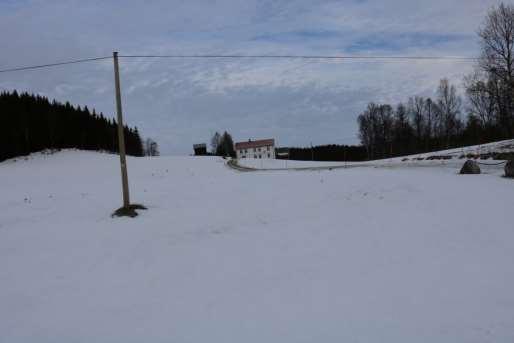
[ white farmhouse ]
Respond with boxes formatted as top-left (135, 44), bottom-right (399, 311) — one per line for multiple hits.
top-left (235, 139), bottom-right (276, 159)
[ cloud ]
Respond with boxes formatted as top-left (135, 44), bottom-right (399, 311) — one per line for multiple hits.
top-left (0, 0), bottom-right (501, 154)
top-left (251, 30), bottom-right (344, 43)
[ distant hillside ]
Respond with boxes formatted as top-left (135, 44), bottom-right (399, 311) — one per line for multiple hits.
top-left (0, 90), bottom-right (143, 162)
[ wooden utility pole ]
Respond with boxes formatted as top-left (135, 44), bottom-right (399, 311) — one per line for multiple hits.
top-left (113, 51), bottom-right (130, 208)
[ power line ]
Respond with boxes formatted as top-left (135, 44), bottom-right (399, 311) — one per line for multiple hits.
top-left (119, 54), bottom-right (479, 61)
top-left (0, 56), bottom-right (111, 74)
top-left (0, 53), bottom-right (480, 74)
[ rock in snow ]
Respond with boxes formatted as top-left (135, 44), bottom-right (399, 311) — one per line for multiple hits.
top-left (505, 160), bottom-right (514, 178)
top-left (460, 160), bottom-right (481, 174)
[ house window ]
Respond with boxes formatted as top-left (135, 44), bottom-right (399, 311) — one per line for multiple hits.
top-left (267, 154), bottom-right (270, 158)
top-left (259, 155), bottom-right (262, 158)
top-left (254, 155), bottom-right (257, 158)
top-left (267, 146), bottom-right (270, 151)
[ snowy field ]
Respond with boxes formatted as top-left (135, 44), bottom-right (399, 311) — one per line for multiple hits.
top-left (1, 150), bottom-right (514, 342)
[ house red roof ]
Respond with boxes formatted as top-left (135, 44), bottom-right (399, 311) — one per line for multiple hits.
top-left (235, 139), bottom-right (275, 150)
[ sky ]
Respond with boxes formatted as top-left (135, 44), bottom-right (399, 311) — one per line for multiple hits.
top-left (0, 0), bottom-right (505, 154)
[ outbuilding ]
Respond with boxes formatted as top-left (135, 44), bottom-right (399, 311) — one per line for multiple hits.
top-left (193, 143), bottom-right (207, 156)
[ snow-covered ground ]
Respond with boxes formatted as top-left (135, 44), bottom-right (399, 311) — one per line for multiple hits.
top-left (238, 139), bottom-right (514, 170)
top-left (404, 138), bottom-right (514, 158)
top-left (1, 150), bottom-right (513, 342)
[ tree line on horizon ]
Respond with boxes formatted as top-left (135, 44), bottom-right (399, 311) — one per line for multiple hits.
top-left (281, 145), bottom-right (367, 162)
top-left (357, 3), bottom-right (514, 160)
top-left (0, 91), bottom-right (144, 162)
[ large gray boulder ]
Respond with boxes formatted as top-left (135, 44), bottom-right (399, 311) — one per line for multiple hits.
top-left (505, 160), bottom-right (514, 178)
top-left (460, 160), bottom-right (481, 174)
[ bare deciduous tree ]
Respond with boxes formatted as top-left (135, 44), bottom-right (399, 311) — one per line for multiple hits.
top-left (479, 3), bottom-right (514, 82)
top-left (436, 79), bottom-right (462, 148)
top-left (408, 96), bottom-right (426, 149)
top-left (466, 2), bottom-right (514, 138)
top-left (464, 71), bottom-right (497, 127)
top-left (358, 103), bottom-right (396, 159)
